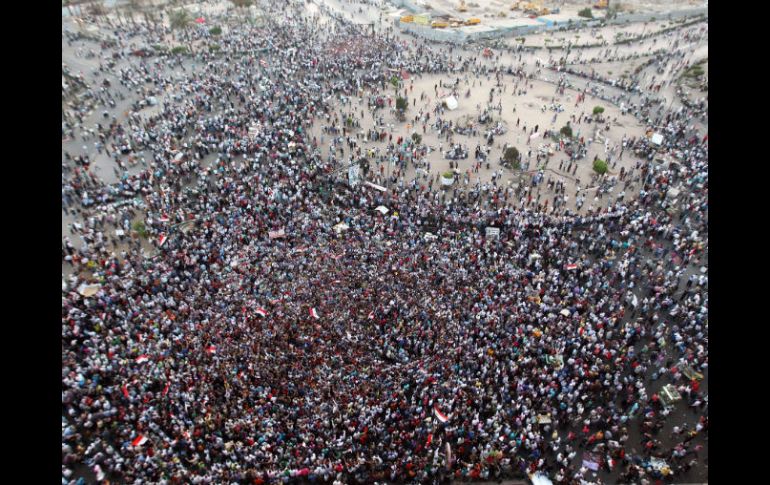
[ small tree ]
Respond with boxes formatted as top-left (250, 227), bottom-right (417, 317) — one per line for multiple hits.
top-left (578, 8), bottom-right (593, 19)
top-left (593, 159), bottom-right (608, 175)
top-left (390, 76), bottom-right (400, 89)
top-left (209, 26), bottom-right (222, 36)
top-left (560, 125), bottom-right (573, 138)
top-left (132, 221), bottom-right (149, 239)
top-left (411, 132), bottom-right (423, 145)
top-left (396, 97), bottom-right (408, 112)
top-left (593, 106), bottom-right (605, 116)
top-left (504, 146), bottom-right (521, 169)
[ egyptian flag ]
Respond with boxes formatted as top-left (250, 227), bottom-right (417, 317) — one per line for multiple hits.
top-left (206, 345), bottom-right (217, 354)
top-left (368, 310), bottom-right (375, 320)
top-left (309, 308), bottom-right (320, 320)
top-left (122, 383), bottom-right (130, 399)
top-left (426, 433), bottom-right (433, 447)
top-left (565, 263), bottom-right (578, 271)
top-left (255, 307), bottom-right (268, 317)
top-left (434, 405), bottom-right (449, 423)
top-left (159, 214), bottom-right (169, 223)
top-left (162, 382), bottom-right (170, 396)
top-left (158, 234), bottom-right (168, 247)
top-left (132, 435), bottom-right (148, 447)
top-left (260, 59), bottom-right (268, 68)
top-left (135, 355), bottom-right (150, 364)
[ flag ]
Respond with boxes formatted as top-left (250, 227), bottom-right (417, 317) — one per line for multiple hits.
top-left (255, 307), bottom-right (268, 317)
top-left (260, 59), bottom-right (268, 68)
top-left (269, 297), bottom-right (281, 305)
top-left (206, 345), bottom-right (217, 354)
top-left (368, 311), bottom-right (375, 320)
top-left (268, 228), bottom-right (285, 239)
top-left (158, 234), bottom-right (168, 247)
top-left (162, 382), bottom-right (169, 396)
top-left (122, 384), bottom-right (130, 399)
top-left (434, 405), bottom-right (448, 423)
top-left (135, 355), bottom-right (150, 364)
top-left (195, 17), bottom-right (205, 24)
top-left (159, 214), bottom-right (169, 222)
top-left (426, 433), bottom-right (433, 447)
top-left (310, 308), bottom-right (320, 320)
top-left (565, 263), bottom-right (578, 270)
top-left (132, 435), bottom-right (148, 447)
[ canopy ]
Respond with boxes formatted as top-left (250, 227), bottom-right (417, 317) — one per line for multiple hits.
top-left (651, 133), bottom-right (664, 145)
top-left (195, 17), bottom-right (205, 24)
top-left (375, 206), bottom-right (389, 215)
top-left (445, 96), bottom-right (458, 111)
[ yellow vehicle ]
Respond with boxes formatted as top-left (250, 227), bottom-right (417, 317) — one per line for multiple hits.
top-left (594, 0), bottom-right (609, 8)
top-left (431, 20), bottom-right (449, 28)
top-left (400, 15), bottom-right (414, 23)
top-left (465, 17), bottom-right (481, 25)
top-left (458, 0), bottom-right (468, 12)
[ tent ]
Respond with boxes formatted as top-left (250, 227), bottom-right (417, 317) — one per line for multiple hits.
top-left (651, 133), bottom-right (664, 145)
top-left (445, 96), bottom-right (458, 111)
top-left (529, 473), bottom-right (554, 485)
top-left (375, 206), bottom-right (389, 215)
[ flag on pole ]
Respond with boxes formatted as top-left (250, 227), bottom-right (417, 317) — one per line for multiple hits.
top-left (565, 263), bottom-right (578, 270)
top-left (162, 382), bottom-right (169, 396)
top-left (434, 405), bottom-right (449, 423)
top-left (368, 311), bottom-right (375, 320)
top-left (159, 214), bottom-right (169, 222)
top-left (132, 435), bottom-right (149, 447)
top-left (206, 345), bottom-right (217, 354)
top-left (310, 308), bottom-right (320, 320)
top-left (158, 234), bottom-right (168, 247)
top-left (122, 384), bottom-right (130, 399)
top-left (426, 433), bottom-right (433, 447)
top-left (255, 307), bottom-right (268, 317)
top-left (135, 355), bottom-right (150, 364)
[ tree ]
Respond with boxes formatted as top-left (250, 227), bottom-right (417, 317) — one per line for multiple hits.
top-left (411, 132), bottom-right (422, 145)
top-left (170, 9), bottom-right (192, 32)
top-left (560, 125), bottom-right (573, 138)
top-left (229, 0), bottom-right (253, 7)
top-left (209, 26), bottom-right (222, 36)
top-left (503, 146), bottom-right (521, 169)
top-left (593, 106), bottom-right (605, 115)
top-left (578, 8), bottom-right (593, 19)
top-left (396, 97), bottom-right (408, 112)
top-left (593, 159), bottom-right (608, 175)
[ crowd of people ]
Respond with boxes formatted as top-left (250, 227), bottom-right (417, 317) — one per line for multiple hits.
top-left (62, 1), bottom-right (707, 484)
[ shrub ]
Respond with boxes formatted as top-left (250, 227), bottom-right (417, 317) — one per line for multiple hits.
top-left (560, 125), bottom-right (573, 138)
top-left (209, 43), bottom-right (221, 52)
top-left (171, 46), bottom-right (188, 55)
top-left (593, 106), bottom-right (605, 115)
top-left (578, 8), bottom-right (593, 19)
top-left (443, 171), bottom-right (455, 179)
top-left (396, 97), bottom-right (408, 111)
top-left (209, 26), bottom-right (222, 36)
top-left (411, 132), bottom-right (422, 144)
top-left (593, 159), bottom-right (608, 174)
top-left (390, 76), bottom-right (400, 88)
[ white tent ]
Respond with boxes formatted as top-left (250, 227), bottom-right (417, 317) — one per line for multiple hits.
top-left (375, 206), bottom-right (389, 215)
top-left (445, 96), bottom-right (458, 111)
top-left (651, 133), bottom-right (664, 145)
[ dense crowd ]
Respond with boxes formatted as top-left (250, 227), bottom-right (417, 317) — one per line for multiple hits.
top-left (62, 1), bottom-right (707, 484)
